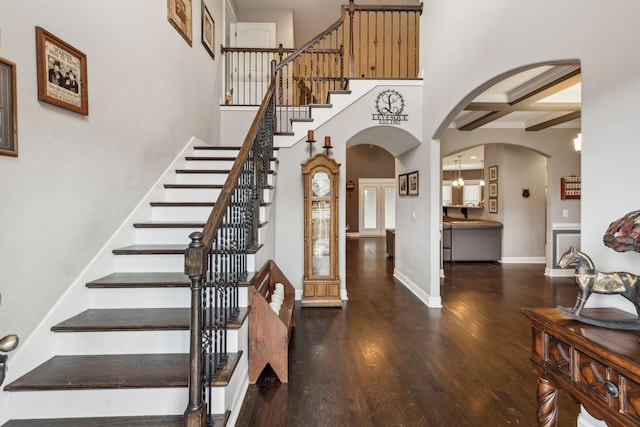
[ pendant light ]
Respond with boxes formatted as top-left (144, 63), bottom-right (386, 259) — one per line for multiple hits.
top-left (455, 155), bottom-right (464, 188)
top-left (480, 160), bottom-right (485, 186)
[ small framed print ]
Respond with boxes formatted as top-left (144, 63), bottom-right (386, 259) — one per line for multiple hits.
top-left (489, 182), bottom-right (498, 198)
top-left (408, 171), bottom-right (419, 196)
top-left (489, 198), bottom-right (498, 213)
top-left (35, 27), bottom-right (88, 115)
top-left (489, 165), bottom-right (498, 182)
top-left (398, 174), bottom-right (408, 196)
top-left (168, 0), bottom-right (193, 46)
top-left (0, 57), bottom-right (18, 157)
top-left (201, 1), bottom-right (215, 59)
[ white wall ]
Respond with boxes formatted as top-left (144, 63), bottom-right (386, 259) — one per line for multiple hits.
top-left (413, 0), bottom-right (640, 313)
top-left (0, 0), bottom-right (223, 354)
top-left (235, 8), bottom-right (295, 47)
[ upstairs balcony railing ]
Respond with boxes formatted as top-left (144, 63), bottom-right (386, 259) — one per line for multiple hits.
top-left (222, 1), bottom-right (423, 133)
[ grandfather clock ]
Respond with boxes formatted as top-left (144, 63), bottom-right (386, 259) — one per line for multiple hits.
top-left (301, 153), bottom-right (342, 307)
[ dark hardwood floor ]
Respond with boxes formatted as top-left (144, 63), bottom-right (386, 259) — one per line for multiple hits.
top-left (237, 237), bottom-right (580, 426)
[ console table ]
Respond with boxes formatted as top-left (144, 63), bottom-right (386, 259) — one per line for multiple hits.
top-left (521, 307), bottom-right (640, 426)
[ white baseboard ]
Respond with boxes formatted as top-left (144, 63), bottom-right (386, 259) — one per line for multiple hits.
top-left (394, 270), bottom-right (442, 308)
top-left (500, 257), bottom-right (546, 264)
top-left (545, 268), bottom-right (575, 277)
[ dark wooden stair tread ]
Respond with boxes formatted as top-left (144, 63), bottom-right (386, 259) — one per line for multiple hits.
top-left (112, 244), bottom-right (262, 255)
top-left (133, 222), bottom-right (205, 228)
top-left (86, 272), bottom-right (190, 288)
top-left (163, 184), bottom-right (224, 189)
top-left (51, 307), bottom-right (248, 332)
top-left (1, 415), bottom-right (185, 427)
top-left (1, 413), bottom-right (229, 427)
top-left (112, 245), bottom-right (187, 255)
top-left (193, 145), bottom-right (277, 151)
top-left (5, 352), bottom-right (242, 391)
top-left (184, 156), bottom-right (237, 161)
top-left (5, 354), bottom-right (189, 390)
top-left (149, 201), bottom-right (214, 207)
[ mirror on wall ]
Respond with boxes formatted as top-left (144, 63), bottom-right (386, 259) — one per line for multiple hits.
top-left (442, 146), bottom-right (485, 208)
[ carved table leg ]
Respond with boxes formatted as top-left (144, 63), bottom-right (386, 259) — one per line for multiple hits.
top-left (537, 377), bottom-right (559, 426)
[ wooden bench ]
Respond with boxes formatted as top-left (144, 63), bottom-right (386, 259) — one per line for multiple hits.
top-left (248, 260), bottom-right (295, 383)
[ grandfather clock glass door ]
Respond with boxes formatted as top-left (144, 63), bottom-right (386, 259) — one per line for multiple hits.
top-left (302, 154), bottom-right (342, 307)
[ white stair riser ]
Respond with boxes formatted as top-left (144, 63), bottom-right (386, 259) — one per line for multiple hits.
top-left (164, 187), bottom-right (222, 203)
top-left (9, 388), bottom-right (192, 419)
top-left (190, 149), bottom-right (240, 158)
top-left (135, 227), bottom-right (202, 245)
top-left (151, 206), bottom-right (213, 222)
top-left (55, 331), bottom-right (190, 355)
top-left (114, 253), bottom-right (255, 274)
top-left (175, 173), bottom-right (229, 185)
top-left (181, 160), bottom-right (236, 170)
top-left (89, 286), bottom-right (249, 309)
top-left (90, 287), bottom-right (190, 308)
top-left (55, 329), bottom-right (242, 355)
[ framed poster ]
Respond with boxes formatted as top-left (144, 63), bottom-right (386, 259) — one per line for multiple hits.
top-left (489, 165), bottom-right (498, 182)
top-left (35, 27), bottom-right (88, 115)
top-left (489, 198), bottom-right (498, 213)
top-left (168, 0), bottom-right (193, 46)
top-left (489, 182), bottom-right (498, 198)
top-left (398, 174), bottom-right (407, 196)
top-left (408, 171), bottom-right (419, 196)
top-left (0, 57), bottom-right (18, 157)
top-left (201, 1), bottom-right (215, 59)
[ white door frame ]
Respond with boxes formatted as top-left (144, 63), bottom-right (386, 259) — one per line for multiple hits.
top-left (358, 178), bottom-right (396, 236)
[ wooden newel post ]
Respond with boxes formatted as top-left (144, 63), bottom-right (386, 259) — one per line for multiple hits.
top-left (184, 232), bottom-right (208, 427)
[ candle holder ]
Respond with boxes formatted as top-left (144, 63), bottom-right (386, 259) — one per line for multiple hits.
top-left (306, 130), bottom-right (316, 158)
top-left (323, 136), bottom-right (333, 156)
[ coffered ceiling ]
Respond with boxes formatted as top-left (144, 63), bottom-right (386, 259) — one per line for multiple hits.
top-left (451, 63), bottom-right (581, 132)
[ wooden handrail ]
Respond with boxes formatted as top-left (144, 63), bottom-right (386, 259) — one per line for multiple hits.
top-left (198, 82), bottom-right (275, 253)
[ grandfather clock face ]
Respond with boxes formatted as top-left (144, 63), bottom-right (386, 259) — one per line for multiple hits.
top-left (312, 171), bottom-right (330, 197)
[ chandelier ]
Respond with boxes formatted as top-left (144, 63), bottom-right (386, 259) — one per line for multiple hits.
top-left (452, 156), bottom-right (464, 188)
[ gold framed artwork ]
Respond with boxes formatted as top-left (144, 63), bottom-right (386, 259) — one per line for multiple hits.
top-left (201, 1), bottom-right (215, 59)
top-left (489, 182), bottom-right (498, 198)
top-left (0, 57), bottom-right (18, 157)
top-left (489, 165), bottom-right (498, 181)
top-left (489, 198), bottom-right (498, 213)
top-left (168, 0), bottom-right (193, 46)
top-left (35, 27), bottom-right (88, 115)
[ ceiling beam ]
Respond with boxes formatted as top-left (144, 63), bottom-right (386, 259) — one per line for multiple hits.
top-left (525, 111), bottom-right (582, 131)
top-left (458, 68), bottom-right (582, 131)
top-left (509, 69), bottom-right (581, 106)
top-left (465, 102), bottom-right (581, 112)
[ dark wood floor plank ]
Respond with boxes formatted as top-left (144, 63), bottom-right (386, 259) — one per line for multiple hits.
top-left (236, 237), bottom-right (580, 426)
top-left (1, 413), bottom-right (230, 427)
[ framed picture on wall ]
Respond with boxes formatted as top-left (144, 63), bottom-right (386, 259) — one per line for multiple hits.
top-left (408, 171), bottom-right (419, 196)
top-left (489, 182), bottom-right (498, 198)
top-left (489, 165), bottom-right (498, 181)
top-left (201, 1), bottom-right (215, 59)
top-left (0, 57), bottom-right (18, 157)
top-left (489, 198), bottom-right (498, 213)
top-left (35, 27), bottom-right (88, 115)
top-left (398, 174), bottom-right (408, 196)
top-left (168, 0), bottom-right (193, 46)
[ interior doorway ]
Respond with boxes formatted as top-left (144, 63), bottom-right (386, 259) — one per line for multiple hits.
top-left (358, 178), bottom-right (396, 236)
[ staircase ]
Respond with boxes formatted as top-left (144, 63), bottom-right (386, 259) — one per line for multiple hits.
top-left (2, 145), bottom-right (277, 426)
